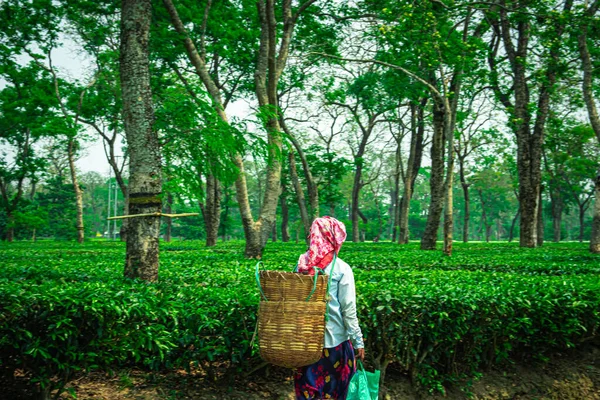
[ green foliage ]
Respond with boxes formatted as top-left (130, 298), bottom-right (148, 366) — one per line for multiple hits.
top-left (36, 176), bottom-right (78, 240)
top-left (303, 144), bottom-right (352, 212)
top-left (1, 241), bottom-right (598, 396)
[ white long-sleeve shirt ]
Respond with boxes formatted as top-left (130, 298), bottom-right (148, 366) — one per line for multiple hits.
top-left (322, 257), bottom-right (364, 349)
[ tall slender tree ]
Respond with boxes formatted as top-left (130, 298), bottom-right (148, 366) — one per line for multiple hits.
top-left (120, 0), bottom-right (162, 281)
top-left (576, 0), bottom-right (600, 252)
top-left (484, 0), bottom-right (574, 247)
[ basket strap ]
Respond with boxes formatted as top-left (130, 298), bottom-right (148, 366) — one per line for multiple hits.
top-left (304, 266), bottom-right (323, 302)
top-left (255, 261), bottom-right (269, 301)
top-left (324, 253), bottom-right (337, 322)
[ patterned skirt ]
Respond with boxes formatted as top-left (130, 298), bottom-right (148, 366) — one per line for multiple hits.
top-left (294, 340), bottom-right (356, 399)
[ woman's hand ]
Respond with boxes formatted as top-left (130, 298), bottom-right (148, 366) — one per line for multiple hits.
top-left (356, 348), bottom-right (365, 363)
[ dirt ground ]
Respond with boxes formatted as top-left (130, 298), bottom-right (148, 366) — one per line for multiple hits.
top-left (4, 345), bottom-right (599, 399)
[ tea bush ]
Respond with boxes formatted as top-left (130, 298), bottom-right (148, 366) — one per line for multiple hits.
top-left (0, 240), bottom-right (598, 396)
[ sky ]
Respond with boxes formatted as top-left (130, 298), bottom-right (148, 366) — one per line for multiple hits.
top-left (42, 37), bottom-right (256, 176)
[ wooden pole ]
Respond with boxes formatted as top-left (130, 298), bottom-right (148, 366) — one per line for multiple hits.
top-left (107, 212), bottom-right (199, 220)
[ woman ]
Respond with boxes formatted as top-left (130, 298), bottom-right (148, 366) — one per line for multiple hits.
top-left (294, 216), bottom-right (365, 400)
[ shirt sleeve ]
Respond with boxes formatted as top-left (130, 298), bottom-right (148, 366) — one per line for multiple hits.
top-left (337, 265), bottom-right (364, 349)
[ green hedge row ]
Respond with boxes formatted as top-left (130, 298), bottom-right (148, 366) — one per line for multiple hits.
top-left (1, 241), bottom-right (599, 397)
top-left (356, 269), bottom-right (600, 392)
top-left (0, 276), bottom-right (257, 397)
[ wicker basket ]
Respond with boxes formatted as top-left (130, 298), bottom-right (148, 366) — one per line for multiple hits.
top-left (259, 270), bottom-right (328, 302)
top-left (258, 300), bottom-right (327, 368)
top-left (255, 260), bottom-right (334, 369)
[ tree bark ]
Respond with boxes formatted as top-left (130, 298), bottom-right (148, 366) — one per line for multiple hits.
top-left (488, 1), bottom-right (572, 248)
top-left (67, 138), bottom-right (85, 243)
top-left (577, 0), bottom-right (600, 252)
top-left (550, 188), bottom-right (563, 242)
top-left (5, 212), bottom-right (14, 242)
top-left (592, 170), bottom-right (600, 251)
top-left (579, 204), bottom-right (586, 243)
top-left (281, 118), bottom-right (319, 221)
top-left (478, 190), bottom-right (492, 242)
top-left (459, 159), bottom-right (471, 243)
top-left (399, 100), bottom-right (425, 244)
top-left (220, 187), bottom-right (231, 242)
top-left (537, 185), bottom-right (544, 246)
top-left (350, 117), bottom-right (377, 242)
top-left (289, 152), bottom-right (311, 243)
top-left (205, 174), bottom-right (221, 247)
top-left (391, 134), bottom-right (402, 242)
top-left (120, 0), bottom-right (161, 282)
top-left (281, 189), bottom-right (290, 242)
top-left (509, 209), bottom-right (519, 243)
top-left (421, 99), bottom-right (446, 250)
top-left (351, 161), bottom-right (364, 243)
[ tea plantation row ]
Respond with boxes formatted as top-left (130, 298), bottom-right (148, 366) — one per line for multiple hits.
top-left (0, 240), bottom-right (598, 397)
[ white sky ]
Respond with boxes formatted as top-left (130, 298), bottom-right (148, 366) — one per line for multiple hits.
top-left (43, 38), bottom-right (254, 176)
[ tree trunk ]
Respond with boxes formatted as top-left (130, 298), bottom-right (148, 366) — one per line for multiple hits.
top-left (421, 99), bottom-right (446, 250)
top-left (351, 126), bottom-right (373, 242)
top-left (496, 218), bottom-right (502, 241)
top-left (392, 136), bottom-right (402, 242)
top-left (351, 163), bottom-right (363, 243)
top-left (205, 174), bottom-right (221, 247)
top-left (164, 192), bottom-right (173, 242)
top-left (550, 188), bottom-right (563, 242)
top-left (163, 0), bottom-right (306, 259)
top-left (220, 187), bottom-right (231, 242)
top-left (281, 119), bottom-right (319, 221)
top-left (577, 0), bottom-right (600, 252)
top-left (591, 170), bottom-right (600, 252)
top-left (32, 228), bottom-right (36, 242)
top-left (120, 0), bottom-right (161, 282)
top-left (479, 190), bottom-right (490, 242)
top-left (67, 138), bottom-right (85, 243)
top-left (5, 212), bottom-right (14, 242)
top-left (459, 156), bottom-right (471, 243)
top-left (537, 185), bottom-right (544, 246)
top-left (357, 208), bottom-right (368, 242)
top-left (490, 3), bottom-right (572, 248)
top-left (509, 209), bottom-right (520, 243)
top-left (462, 182), bottom-right (470, 243)
top-left (399, 100), bottom-right (425, 244)
top-left (271, 222), bottom-right (277, 242)
top-left (391, 193), bottom-right (398, 242)
top-left (281, 191), bottom-right (290, 242)
top-left (289, 152), bottom-right (310, 243)
top-left (579, 205), bottom-right (586, 243)
top-left (443, 160), bottom-right (454, 255)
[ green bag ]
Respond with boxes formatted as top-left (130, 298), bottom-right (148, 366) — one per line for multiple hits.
top-left (347, 360), bottom-right (380, 400)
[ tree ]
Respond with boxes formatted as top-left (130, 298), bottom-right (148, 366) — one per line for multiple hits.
top-left (576, 0), bottom-right (600, 252)
top-left (120, 0), bottom-right (162, 281)
top-left (0, 63), bottom-right (55, 241)
top-left (160, 0), bottom-right (318, 257)
top-left (484, 0), bottom-right (574, 248)
top-left (325, 68), bottom-right (396, 242)
top-left (454, 92), bottom-right (501, 242)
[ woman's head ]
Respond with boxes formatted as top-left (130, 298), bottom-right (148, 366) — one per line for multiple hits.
top-left (297, 216), bottom-right (346, 274)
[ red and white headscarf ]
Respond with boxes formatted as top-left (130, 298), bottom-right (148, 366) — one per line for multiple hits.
top-left (297, 216), bottom-right (347, 275)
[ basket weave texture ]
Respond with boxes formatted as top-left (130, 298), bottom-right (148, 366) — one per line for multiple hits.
top-left (257, 270), bottom-right (328, 369)
top-left (259, 270), bottom-right (328, 302)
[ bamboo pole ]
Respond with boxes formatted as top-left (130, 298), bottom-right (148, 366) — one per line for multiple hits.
top-left (107, 212), bottom-right (199, 220)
